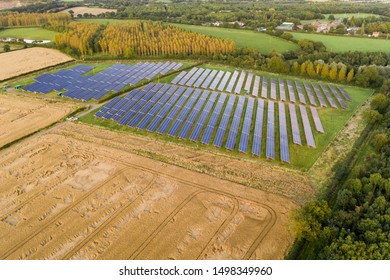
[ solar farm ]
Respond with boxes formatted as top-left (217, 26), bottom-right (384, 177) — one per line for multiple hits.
top-left (23, 62), bottom-right (182, 101)
top-left (94, 67), bottom-right (351, 163)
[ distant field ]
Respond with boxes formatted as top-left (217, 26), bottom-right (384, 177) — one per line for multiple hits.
top-left (171, 24), bottom-right (299, 54)
top-left (60, 6), bottom-right (116, 16)
top-left (0, 28), bottom-right (58, 41)
top-left (289, 32), bottom-right (390, 53)
top-left (301, 13), bottom-right (383, 24)
top-left (0, 47), bottom-right (73, 81)
top-left (76, 18), bottom-right (137, 24)
top-left (324, 13), bottom-right (383, 19)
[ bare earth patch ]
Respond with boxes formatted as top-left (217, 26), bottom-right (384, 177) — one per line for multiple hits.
top-left (0, 123), bottom-right (297, 260)
top-left (0, 47), bottom-right (73, 81)
top-left (60, 7), bottom-right (117, 16)
top-left (0, 93), bottom-right (74, 147)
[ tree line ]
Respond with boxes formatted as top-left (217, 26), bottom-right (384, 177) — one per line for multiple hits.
top-left (55, 21), bottom-right (236, 58)
top-left (291, 93), bottom-right (390, 259)
top-left (0, 12), bottom-right (71, 27)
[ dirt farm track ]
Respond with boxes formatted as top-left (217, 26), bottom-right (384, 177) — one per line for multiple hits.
top-left (0, 122), bottom-right (297, 260)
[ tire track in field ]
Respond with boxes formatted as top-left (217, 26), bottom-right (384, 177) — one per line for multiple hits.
top-left (61, 172), bottom-right (157, 260)
top-left (128, 190), bottom-right (204, 260)
top-left (196, 196), bottom-right (240, 260)
top-left (91, 153), bottom-right (280, 260)
top-left (243, 204), bottom-right (278, 259)
top-left (0, 167), bottom-right (128, 260)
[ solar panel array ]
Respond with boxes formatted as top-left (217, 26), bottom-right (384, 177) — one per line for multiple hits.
top-left (95, 82), bottom-right (334, 162)
top-left (171, 67), bottom-right (351, 109)
top-left (24, 62), bottom-right (182, 100)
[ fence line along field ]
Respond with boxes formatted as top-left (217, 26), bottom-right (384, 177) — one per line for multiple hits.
top-left (0, 94), bottom-right (75, 148)
top-left (0, 122), bottom-right (297, 260)
top-left (0, 47), bottom-right (73, 81)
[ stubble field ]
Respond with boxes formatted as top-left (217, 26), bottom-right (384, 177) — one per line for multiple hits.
top-left (0, 122), bottom-right (297, 260)
top-left (0, 48), bottom-right (73, 81)
top-left (0, 93), bottom-right (74, 148)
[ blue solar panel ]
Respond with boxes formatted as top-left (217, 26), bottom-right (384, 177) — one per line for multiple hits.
top-left (299, 104), bottom-right (316, 148)
top-left (310, 106), bottom-right (325, 133)
top-left (270, 78), bottom-right (277, 100)
top-left (190, 92), bottom-right (218, 142)
top-left (244, 73), bottom-right (253, 93)
top-left (261, 76), bottom-right (268, 99)
top-left (127, 84), bottom-right (170, 127)
top-left (178, 68), bottom-right (198, 86)
top-left (252, 76), bottom-right (260, 97)
top-left (234, 71), bottom-right (246, 94)
top-left (287, 80), bottom-right (296, 103)
top-left (312, 84), bottom-right (327, 107)
top-left (193, 69), bottom-right (211, 88)
top-left (320, 84), bottom-right (337, 108)
top-left (266, 101), bottom-right (275, 160)
top-left (171, 71), bottom-right (186, 84)
top-left (279, 102), bottom-right (290, 163)
top-left (279, 79), bottom-right (286, 101)
top-left (118, 83), bottom-right (163, 125)
top-left (156, 88), bottom-right (194, 134)
top-left (201, 70), bottom-right (218, 89)
top-left (288, 103), bottom-right (302, 145)
top-left (213, 94), bottom-right (236, 147)
top-left (225, 96), bottom-right (245, 150)
top-left (252, 99), bottom-right (264, 156)
top-left (217, 72), bottom-right (231, 92)
top-left (178, 90), bottom-right (210, 139)
top-left (295, 81), bottom-right (306, 104)
top-left (167, 89), bottom-right (201, 136)
top-left (136, 85), bottom-right (178, 129)
top-left (337, 86), bottom-right (351, 102)
top-left (201, 93), bottom-right (227, 144)
top-left (238, 97), bottom-right (254, 153)
top-left (95, 97), bottom-right (122, 118)
top-left (329, 85), bottom-right (347, 109)
top-left (225, 71), bottom-right (239, 93)
top-left (186, 68), bottom-right (205, 87)
top-left (147, 86), bottom-right (186, 132)
top-left (209, 70), bottom-right (224, 90)
top-left (303, 83), bottom-right (317, 106)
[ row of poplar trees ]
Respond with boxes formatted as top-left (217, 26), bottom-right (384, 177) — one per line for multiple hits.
top-left (55, 21), bottom-right (236, 57)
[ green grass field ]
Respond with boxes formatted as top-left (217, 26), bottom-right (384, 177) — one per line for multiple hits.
top-left (73, 62), bottom-right (371, 170)
top-left (170, 24), bottom-right (299, 54)
top-left (0, 27), bottom-right (58, 40)
top-left (324, 13), bottom-right (383, 19)
top-left (289, 32), bottom-right (390, 53)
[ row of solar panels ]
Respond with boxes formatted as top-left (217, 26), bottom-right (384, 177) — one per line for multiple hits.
top-left (172, 68), bottom-right (351, 109)
top-left (23, 62), bottom-right (182, 101)
top-left (95, 83), bottom-right (325, 163)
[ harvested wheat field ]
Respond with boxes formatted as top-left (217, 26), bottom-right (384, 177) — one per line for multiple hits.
top-left (0, 93), bottom-right (74, 147)
top-left (0, 122), bottom-right (297, 260)
top-left (61, 7), bottom-right (117, 16)
top-left (0, 48), bottom-right (73, 81)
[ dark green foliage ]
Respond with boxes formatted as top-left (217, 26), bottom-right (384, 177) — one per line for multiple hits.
top-left (293, 94), bottom-right (390, 259)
